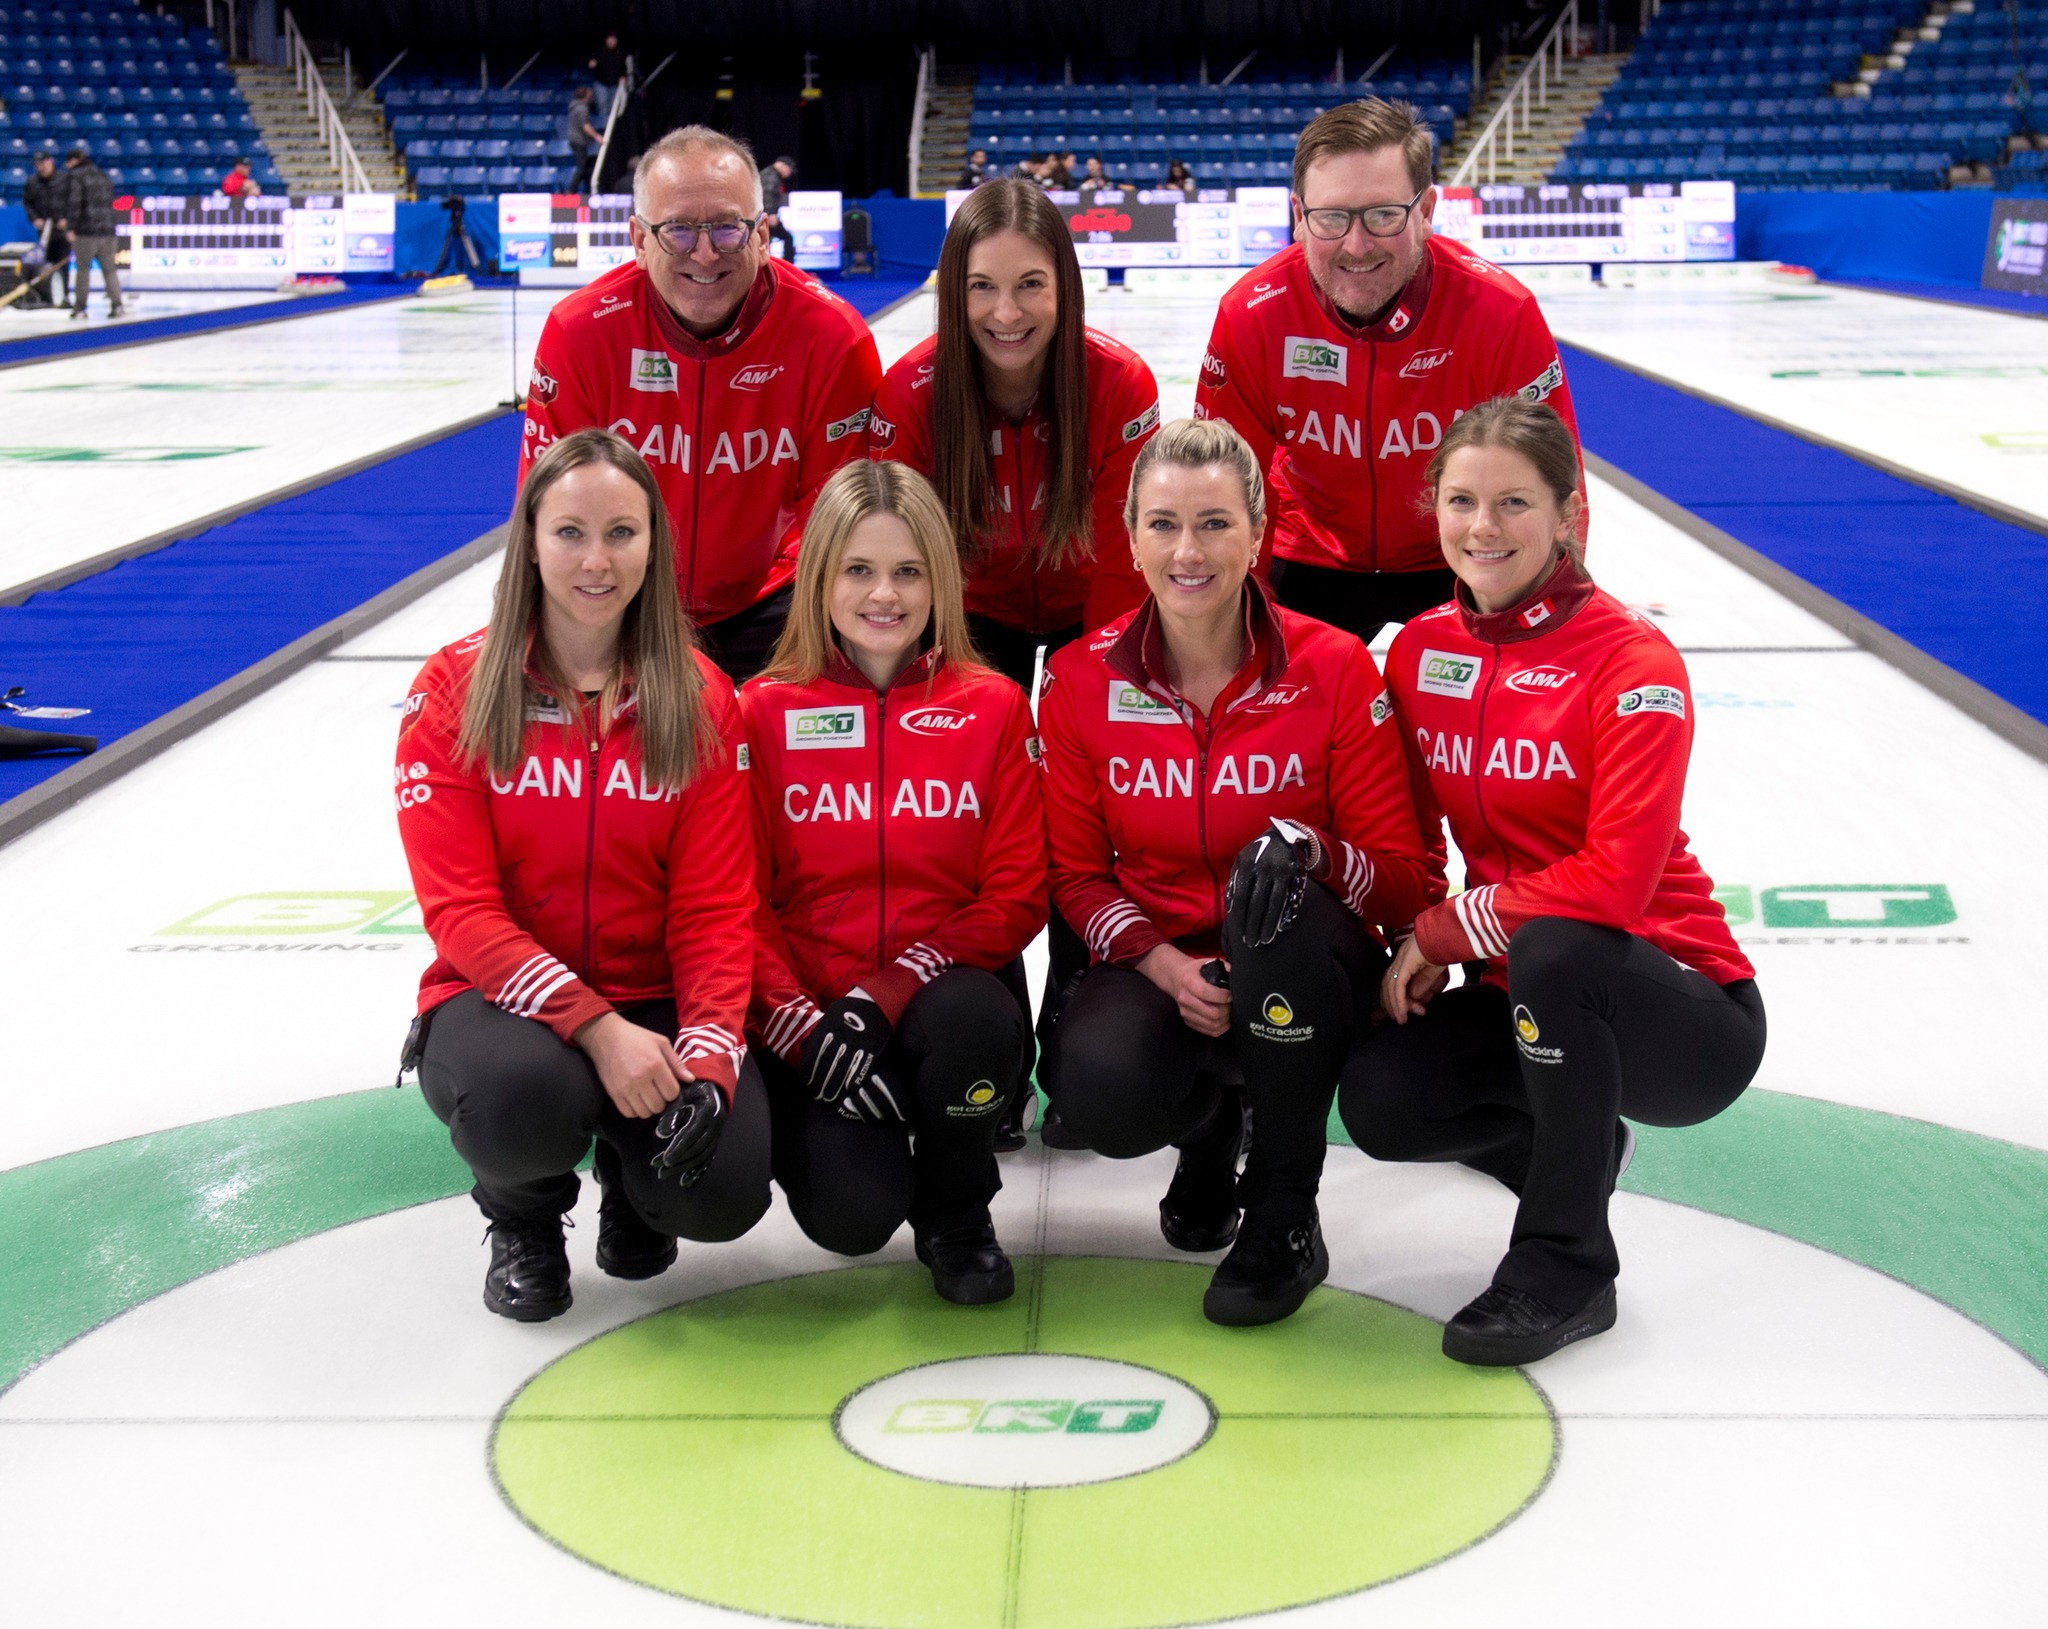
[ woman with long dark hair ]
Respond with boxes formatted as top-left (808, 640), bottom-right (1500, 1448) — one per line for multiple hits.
top-left (741, 460), bottom-right (1046, 1303)
top-left (396, 428), bottom-right (768, 1322)
top-left (867, 177), bottom-right (1161, 687)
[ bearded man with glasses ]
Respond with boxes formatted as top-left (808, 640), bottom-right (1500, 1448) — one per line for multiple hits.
top-left (521, 125), bottom-right (882, 680)
top-left (1195, 99), bottom-right (1586, 645)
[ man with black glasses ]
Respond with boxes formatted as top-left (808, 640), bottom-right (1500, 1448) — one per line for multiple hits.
top-left (1195, 99), bottom-right (1584, 643)
top-left (521, 125), bottom-right (882, 679)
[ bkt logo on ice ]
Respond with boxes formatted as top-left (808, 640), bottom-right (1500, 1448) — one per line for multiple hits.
top-left (882, 1398), bottom-right (1165, 1436)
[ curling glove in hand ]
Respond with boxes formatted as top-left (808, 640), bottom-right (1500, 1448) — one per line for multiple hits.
top-left (1228, 818), bottom-right (1319, 948)
top-left (802, 994), bottom-right (892, 1104)
top-left (836, 1064), bottom-right (909, 1126)
top-left (651, 1078), bottom-right (725, 1187)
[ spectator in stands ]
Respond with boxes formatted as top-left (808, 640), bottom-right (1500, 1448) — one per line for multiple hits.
top-left (22, 151), bottom-right (69, 307)
top-left (57, 147), bottom-right (123, 322)
top-left (520, 125), bottom-right (882, 681)
top-left (761, 154), bottom-right (796, 262)
top-left (1164, 159), bottom-right (1197, 197)
top-left (220, 156), bottom-right (260, 199)
top-left (1194, 98), bottom-right (1581, 644)
top-left (959, 148), bottom-right (992, 187)
top-left (1080, 156), bottom-right (1114, 190)
top-left (566, 85), bottom-right (602, 194)
top-left (1013, 151), bottom-right (1050, 185)
top-left (1052, 150), bottom-right (1080, 189)
top-left (589, 31), bottom-right (628, 121)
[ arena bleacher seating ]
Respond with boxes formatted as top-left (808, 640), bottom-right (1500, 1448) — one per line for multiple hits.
top-left (0, 0), bottom-right (278, 196)
top-left (967, 60), bottom-right (1470, 189)
top-left (1557, 0), bottom-right (2038, 191)
top-left (383, 69), bottom-right (579, 197)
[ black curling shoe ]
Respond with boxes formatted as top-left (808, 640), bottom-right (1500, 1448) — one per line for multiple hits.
top-left (1202, 1214), bottom-right (1328, 1327)
top-left (914, 1217), bottom-right (1016, 1306)
top-left (1160, 1093), bottom-right (1249, 1253)
top-left (483, 1213), bottom-right (573, 1322)
top-left (1442, 1281), bottom-right (1618, 1367)
top-left (595, 1186), bottom-right (678, 1280)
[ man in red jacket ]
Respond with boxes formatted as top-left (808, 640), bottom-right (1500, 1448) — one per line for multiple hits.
top-left (521, 125), bottom-right (882, 679)
top-left (1195, 98), bottom-right (1583, 643)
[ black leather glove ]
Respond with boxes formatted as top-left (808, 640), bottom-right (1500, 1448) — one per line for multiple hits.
top-left (801, 993), bottom-right (892, 1105)
top-left (650, 1078), bottom-right (726, 1187)
top-left (835, 1063), bottom-right (909, 1126)
top-left (1227, 817), bottom-right (1319, 949)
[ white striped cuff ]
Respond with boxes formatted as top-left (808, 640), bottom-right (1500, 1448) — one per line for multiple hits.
top-left (675, 1022), bottom-right (747, 1072)
top-left (1082, 897), bottom-right (1150, 961)
top-left (496, 952), bottom-right (576, 1019)
top-left (1339, 842), bottom-right (1375, 916)
top-left (1453, 884), bottom-right (1511, 958)
top-left (760, 997), bottom-right (823, 1059)
top-left (894, 943), bottom-right (953, 985)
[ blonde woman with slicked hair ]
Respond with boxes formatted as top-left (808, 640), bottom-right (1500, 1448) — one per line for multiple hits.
top-left (741, 459), bottom-right (1048, 1306)
top-left (396, 428), bottom-right (770, 1324)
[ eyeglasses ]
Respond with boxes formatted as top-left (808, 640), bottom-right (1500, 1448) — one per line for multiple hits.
top-left (635, 213), bottom-right (763, 256)
top-left (1299, 188), bottom-right (1429, 241)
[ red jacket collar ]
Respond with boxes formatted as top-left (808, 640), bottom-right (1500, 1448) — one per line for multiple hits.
top-left (822, 642), bottom-right (946, 695)
top-left (1306, 236), bottom-right (1434, 343)
top-left (1105, 576), bottom-right (1290, 705)
top-left (645, 255), bottom-right (778, 359)
top-left (1455, 553), bottom-right (1595, 644)
top-left (519, 624), bottom-right (640, 712)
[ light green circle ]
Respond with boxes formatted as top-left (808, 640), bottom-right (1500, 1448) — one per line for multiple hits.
top-left (491, 1257), bottom-right (1555, 1629)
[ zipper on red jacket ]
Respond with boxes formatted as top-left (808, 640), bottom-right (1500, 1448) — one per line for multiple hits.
top-left (1468, 641), bottom-right (1509, 891)
top-left (1365, 348), bottom-right (1380, 574)
top-left (687, 357), bottom-right (706, 610)
top-left (580, 730), bottom-right (601, 979)
top-left (1186, 703), bottom-right (1225, 928)
top-left (1014, 423), bottom-right (1039, 634)
top-left (873, 689), bottom-right (890, 971)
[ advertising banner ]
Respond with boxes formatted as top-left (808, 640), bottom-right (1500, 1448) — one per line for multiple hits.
top-left (780, 190), bottom-right (844, 272)
top-left (1982, 196), bottom-right (2048, 296)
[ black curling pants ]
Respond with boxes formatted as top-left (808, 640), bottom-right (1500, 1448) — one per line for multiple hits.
top-left (698, 586), bottom-right (795, 685)
top-left (767, 966), bottom-right (1026, 1255)
top-left (1268, 559), bottom-right (1458, 645)
top-left (1043, 868), bottom-right (1387, 1224)
top-left (1341, 917), bottom-right (1766, 1306)
top-left (418, 989), bottom-right (772, 1241)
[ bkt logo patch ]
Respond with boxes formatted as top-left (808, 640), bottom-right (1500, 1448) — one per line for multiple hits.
top-left (1400, 346), bottom-right (1454, 379)
top-left (1616, 684), bottom-right (1686, 720)
top-left (786, 706), bottom-right (866, 749)
top-left (1506, 664), bottom-right (1576, 695)
top-left (629, 348), bottom-right (677, 393)
top-left (1283, 336), bottom-right (1347, 384)
top-left (729, 363), bottom-right (784, 392)
top-left (882, 1399), bottom-right (1164, 1435)
top-left (1417, 649), bottom-right (1483, 700)
top-left (898, 705), bottom-right (975, 737)
top-left (1107, 684), bottom-right (1180, 724)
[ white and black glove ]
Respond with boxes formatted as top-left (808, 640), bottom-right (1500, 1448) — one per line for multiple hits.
top-left (1227, 817), bottom-right (1320, 948)
top-left (801, 993), bottom-right (892, 1105)
top-left (651, 1078), bottom-right (726, 1187)
top-left (836, 1063), bottom-right (909, 1126)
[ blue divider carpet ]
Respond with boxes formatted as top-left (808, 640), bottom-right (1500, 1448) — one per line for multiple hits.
top-left (1826, 276), bottom-right (2048, 321)
top-left (1563, 341), bottom-right (2048, 728)
top-left (0, 287), bottom-right (412, 368)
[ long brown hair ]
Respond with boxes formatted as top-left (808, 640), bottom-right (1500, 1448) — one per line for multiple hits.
top-left (760, 459), bottom-right (985, 686)
top-left (932, 178), bottom-right (1094, 572)
top-left (1421, 396), bottom-right (1586, 570)
top-left (459, 428), bottom-right (715, 788)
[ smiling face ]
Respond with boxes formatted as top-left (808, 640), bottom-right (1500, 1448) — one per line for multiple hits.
top-left (963, 229), bottom-right (1060, 388)
top-left (1130, 462), bottom-right (1263, 628)
top-left (829, 512), bottom-right (934, 685)
top-left (1434, 443), bottom-right (1580, 613)
top-left (531, 460), bottom-right (652, 652)
top-left (630, 145), bottom-right (767, 338)
top-left (1295, 145), bottom-right (1434, 326)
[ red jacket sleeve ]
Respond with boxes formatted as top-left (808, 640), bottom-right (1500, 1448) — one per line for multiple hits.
top-left (1192, 301), bottom-right (1277, 486)
top-left (1305, 644), bottom-right (1430, 934)
top-left (740, 691), bottom-right (828, 1066)
top-left (661, 671), bottom-right (757, 1096)
top-left (1080, 354), bottom-right (1161, 630)
top-left (1041, 662), bottom-right (1166, 968)
top-left (518, 307), bottom-right (601, 487)
top-left (1496, 295), bottom-right (1590, 550)
top-left (865, 360), bottom-right (933, 473)
top-left (782, 324), bottom-right (883, 556)
top-left (1411, 642), bottom-right (1693, 966)
top-left (395, 654), bottom-right (613, 1044)
top-left (862, 680), bottom-right (1051, 1022)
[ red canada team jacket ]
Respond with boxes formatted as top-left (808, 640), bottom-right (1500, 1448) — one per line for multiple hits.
top-left (1194, 236), bottom-right (1583, 578)
top-left (522, 256), bottom-right (882, 623)
top-left (868, 328), bottom-right (1161, 635)
top-left (396, 633), bottom-right (756, 1095)
top-left (1385, 559), bottom-right (1752, 987)
top-left (1040, 583), bottom-right (1429, 965)
top-left (738, 650), bottom-right (1048, 1062)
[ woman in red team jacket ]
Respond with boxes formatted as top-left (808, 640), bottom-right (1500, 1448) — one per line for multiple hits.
top-left (1038, 417), bottom-right (1429, 1329)
top-left (396, 429), bottom-right (768, 1324)
top-left (741, 459), bottom-right (1047, 1305)
top-left (1348, 396), bottom-right (1766, 1368)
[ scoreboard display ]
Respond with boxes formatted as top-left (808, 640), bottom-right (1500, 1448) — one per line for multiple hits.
top-left (496, 194), bottom-right (634, 279)
top-left (945, 186), bottom-right (1294, 269)
top-left (1434, 181), bottom-right (1737, 264)
top-left (115, 194), bottom-right (395, 283)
